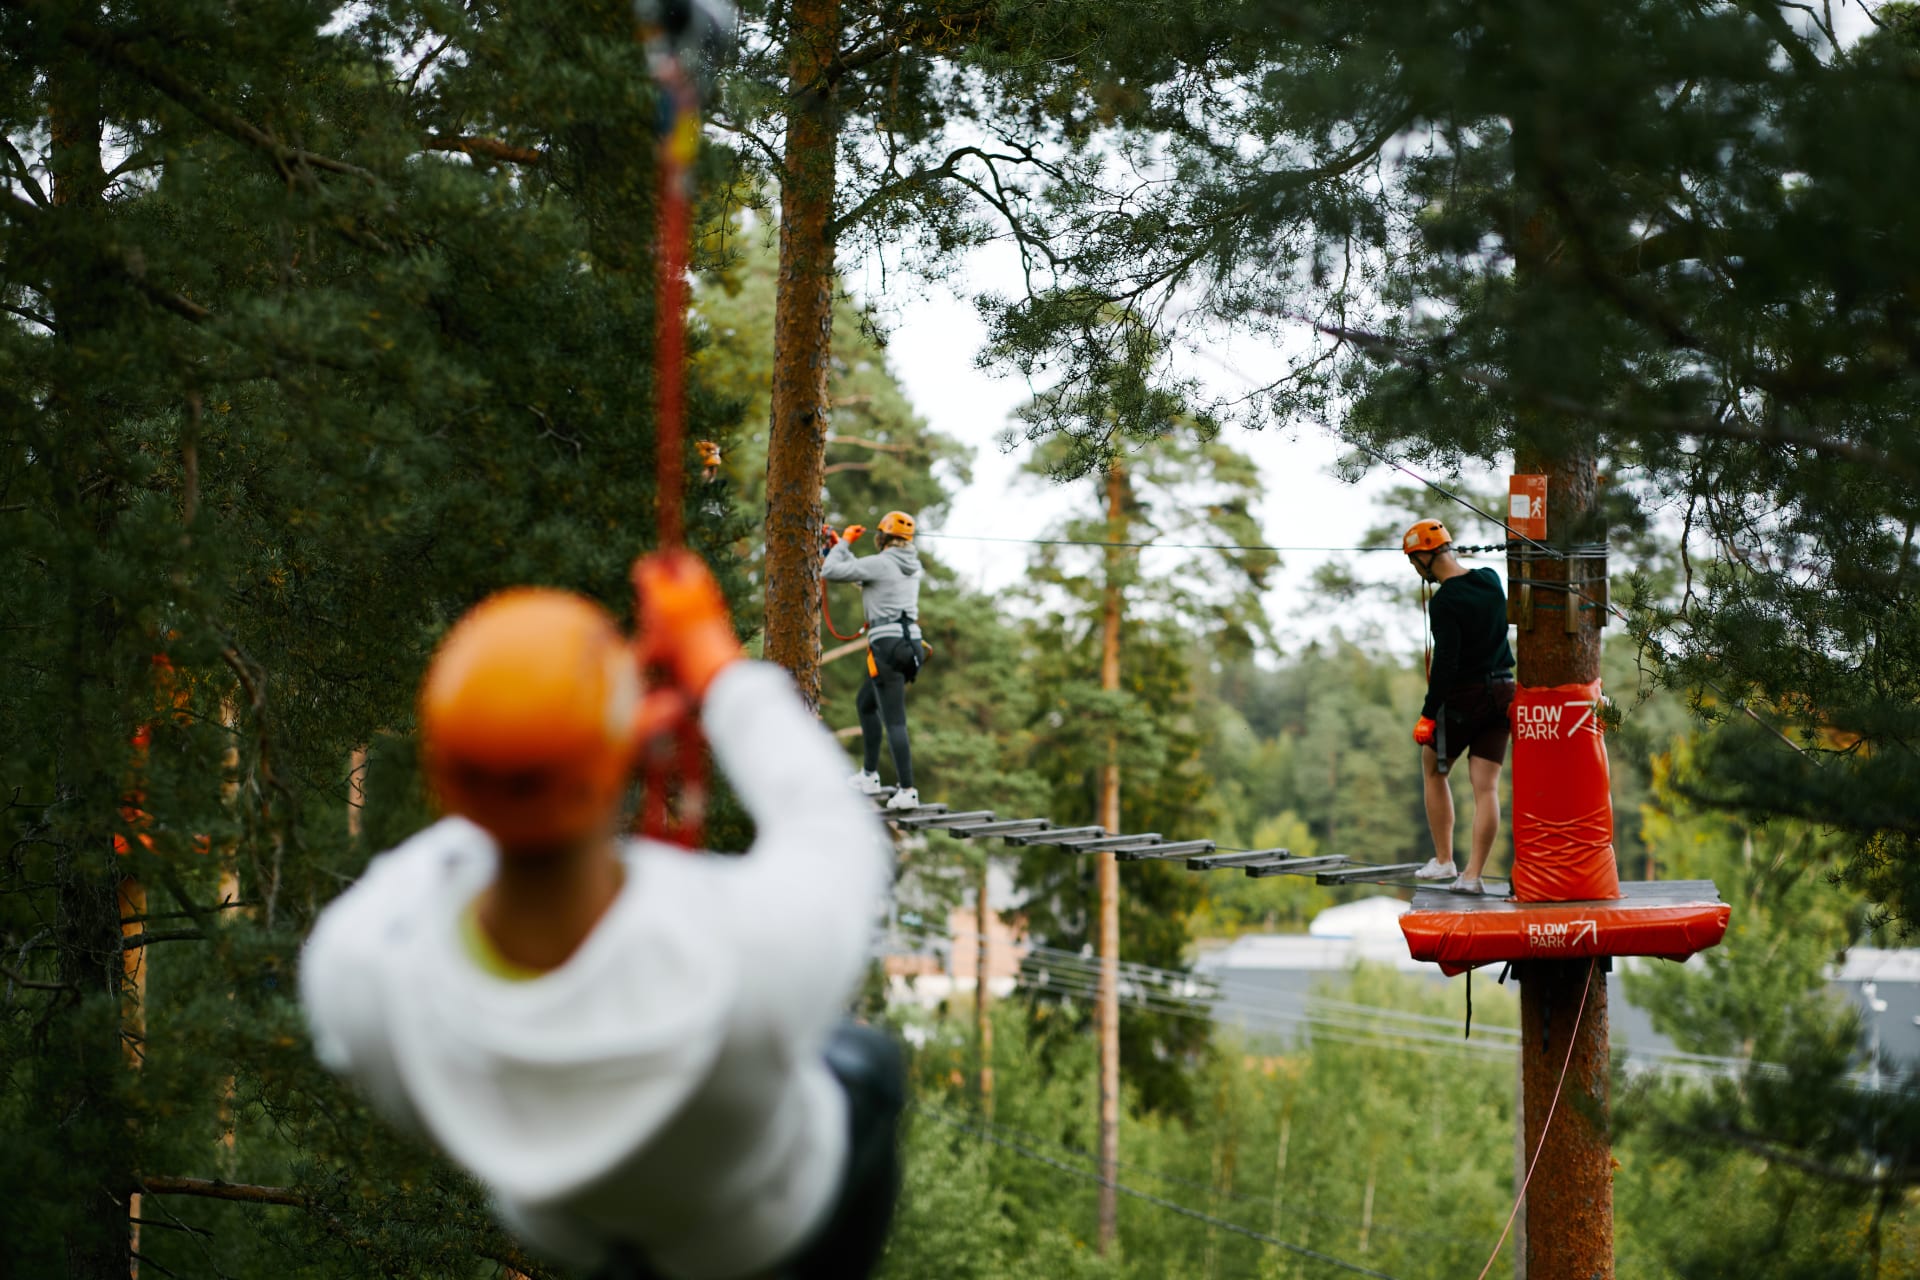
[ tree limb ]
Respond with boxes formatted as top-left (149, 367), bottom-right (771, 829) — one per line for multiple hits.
top-left (423, 135), bottom-right (545, 166)
top-left (824, 638), bottom-right (867, 665)
top-left (1288, 312), bottom-right (1911, 477)
top-left (822, 461), bottom-right (874, 476)
top-left (1678, 1123), bottom-right (1909, 1191)
top-left (1, 962), bottom-right (74, 991)
top-left (826, 430), bottom-right (909, 453)
top-left (139, 1176), bottom-right (304, 1206)
top-left (0, 135), bottom-right (47, 207)
top-left (0, 302), bottom-right (54, 329)
top-left (118, 929), bottom-right (203, 950)
top-left (23, 3), bottom-right (377, 184)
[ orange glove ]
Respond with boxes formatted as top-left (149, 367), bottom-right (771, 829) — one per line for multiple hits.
top-left (1413, 716), bottom-right (1436, 746)
top-left (695, 440), bottom-right (722, 468)
top-left (631, 551), bottom-right (743, 701)
top-left (840, 524), bottom-right (866, 544)
top-left (821, 522), bottom-right (840, 551)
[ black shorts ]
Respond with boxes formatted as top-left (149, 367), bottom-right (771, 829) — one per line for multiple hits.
top-left (1437, 679), bottom-right (1515, 765)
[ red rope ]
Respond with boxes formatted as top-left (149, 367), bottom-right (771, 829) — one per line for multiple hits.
top-left (1474, 958), bottom-right (1598, 1280)
top-left (822, 578), bottom-right (866, 642)
top-left (638, 58), bottom-right (707, 849)
top-left (653, 68), bottom-right (697, 551)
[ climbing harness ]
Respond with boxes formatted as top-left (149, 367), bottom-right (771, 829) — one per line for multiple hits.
top-left (630, 0), bottom-right (733, 849)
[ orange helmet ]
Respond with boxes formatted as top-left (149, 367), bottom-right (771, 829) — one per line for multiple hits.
top-left (420, 589), bottom-right (640, 849)
top-left (1401, 519), bottom-right (1452, 555)
top-left (877, 510), bottom-right (915, 541)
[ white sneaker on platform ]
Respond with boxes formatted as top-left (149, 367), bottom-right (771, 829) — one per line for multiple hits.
top-left (1414, 857), bottom-right (1458, 881)
top-left (849, 770), bottom-right (883, 796)
top-left (885, 787), bottom-right (921, 811)
top-left (1451, 874), bottom-right (1485, 895)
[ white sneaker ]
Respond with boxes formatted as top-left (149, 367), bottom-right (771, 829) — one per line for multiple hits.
top-left (849, 770), bottom-right (883, 796)
top-left (1414, 857), bottom-right (1458, 880)
top-left (1451, 874), bottom-right (1485, 895)
top-left (885, 787), bottom-right (921, 811)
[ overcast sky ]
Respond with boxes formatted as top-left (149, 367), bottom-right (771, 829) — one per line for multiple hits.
top-left (855, 242), bottom-right (1490, 662)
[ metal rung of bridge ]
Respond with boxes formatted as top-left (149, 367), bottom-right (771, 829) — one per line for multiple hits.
top-left (868, 795), bottom-right (1494, 894)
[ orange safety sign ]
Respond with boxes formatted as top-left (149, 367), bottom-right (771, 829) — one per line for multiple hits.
top-left (1508, 475), bottom-right (1547, 541)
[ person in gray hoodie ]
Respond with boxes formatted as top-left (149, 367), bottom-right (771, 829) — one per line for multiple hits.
top-left (822, 510), bottom-right (926, 811)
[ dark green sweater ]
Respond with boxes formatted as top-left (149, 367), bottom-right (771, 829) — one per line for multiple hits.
top-left (1422, 567), bottom-right (1515, 718)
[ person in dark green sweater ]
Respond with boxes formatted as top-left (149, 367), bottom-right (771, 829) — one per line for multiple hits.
top-left (1402, 519), bottom-right (1516, 894)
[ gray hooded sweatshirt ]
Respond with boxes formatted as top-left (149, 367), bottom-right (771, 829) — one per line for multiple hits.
top-left (821, 541), bottom-right (921, 640)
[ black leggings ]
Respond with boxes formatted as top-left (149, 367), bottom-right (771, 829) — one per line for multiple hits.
top-left (857, 637), bottom-right (916, 788)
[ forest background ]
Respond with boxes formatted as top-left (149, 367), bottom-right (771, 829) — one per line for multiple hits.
top-left (4, 0), bottom-right (1920, 1278)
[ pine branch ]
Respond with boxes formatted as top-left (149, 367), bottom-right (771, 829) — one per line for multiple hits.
top-left (1, 962), bottom-right (74, 991)
top-left (0, 302), bottom-right (54, 329)
top-left (423, 135), bottom-right (546, 166)
top-left (16, 2), bottom-right (378, 185)
top-left (118, 929), bottom-right (203, 950)
top-left (139, 1176), bottom-right (303, 1206)
top-left (822, 461), bottom-right (874, 476)
top-left (0, 134), bottom-right (47, 207)
top-left (826, 431), bottom-right (910, 453)
top-left (1681, 1124), bottom-right (1912, 1191)
top-left (1289, 312), bottom-right (1911, 478)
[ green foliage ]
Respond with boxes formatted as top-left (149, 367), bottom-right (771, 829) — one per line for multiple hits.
top-left (979, 0), bottom-right (1920, 928)
top-left (1, 1), bottom-right (743, 1274)
top-left (1613, 745), bottom-right (1920, 1277)
top-left (892, 966), bottom-right (1524, 1280)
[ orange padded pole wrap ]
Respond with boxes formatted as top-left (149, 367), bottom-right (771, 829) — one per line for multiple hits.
top-left (1510, 679), bottom-right (1621, 903)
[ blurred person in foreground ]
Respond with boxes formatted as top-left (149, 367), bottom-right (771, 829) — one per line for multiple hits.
top-left (300, 551), bottom-right (901, 1280)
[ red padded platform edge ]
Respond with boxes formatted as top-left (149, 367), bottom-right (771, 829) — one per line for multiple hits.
top-left (1400, 880), bottom-right (1730, 977)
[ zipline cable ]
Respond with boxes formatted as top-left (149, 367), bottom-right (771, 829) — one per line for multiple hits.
top-left (913, 1105), bottom-right (1406, 1280)
top-left (915, 531), bottom-right (1513, 555)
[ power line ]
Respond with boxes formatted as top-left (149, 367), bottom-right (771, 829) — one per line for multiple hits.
top-left (919, 531), bottom-right (1399, 553)
top-left (916, 530), bottom-right (1514, 556)
top-left (912, 1104), bottom-right (1406, 1280)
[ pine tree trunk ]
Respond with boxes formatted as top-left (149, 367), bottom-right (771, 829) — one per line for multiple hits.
top-left (762, 0), bottom-right (842, 705)
top-left (1511, 103), bottom-right (1614, 1280)
top-left (48, 46), bottom-right (135, 1280)
top-left (1095, 462), bottom-right (1125, 1254)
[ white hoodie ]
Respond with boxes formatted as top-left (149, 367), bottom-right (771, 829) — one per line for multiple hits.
top-left (299, 661), bottom-right (893, 1278)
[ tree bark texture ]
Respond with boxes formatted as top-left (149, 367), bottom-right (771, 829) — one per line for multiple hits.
top-left (1510, 100), bottom-right (1614, 1280)
top-left (49, 45), bottom-right (136, 1280)
top-left (975, 854), bottom-right (994, 1119)
top-left (1095, 461), bottom-right (1125, 1254)
top-left (1519, 961), bottom-right (1612, 1280)
top-left (761, 0), bottom-right (842, 706)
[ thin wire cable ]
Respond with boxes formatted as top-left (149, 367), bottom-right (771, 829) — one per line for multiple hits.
top-left (889, 922), bottom-right (1915, 1090)
top-left (1474, 958), bottom-right (1595, 1280)
top-left (915, 530), bottom-right (1513, 555)
top-left (913, 1105), bottom-right (1406, 1280)
top-left (920, 531), bottom-right (1397, 552)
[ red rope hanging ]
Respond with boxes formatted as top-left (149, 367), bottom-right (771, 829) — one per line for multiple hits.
top-left (636, 52), bottom-right (708, 849)
top-left (822, 578), bottom-right (866, 642)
